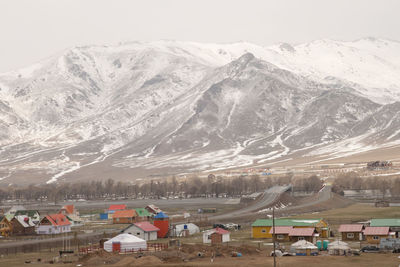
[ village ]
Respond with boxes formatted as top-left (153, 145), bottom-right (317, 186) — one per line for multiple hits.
top-left (0, 184), bottom-right (400, 267)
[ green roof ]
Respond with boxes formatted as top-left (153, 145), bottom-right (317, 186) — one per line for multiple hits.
top-left (370, 219), bottom-right (400, 227)
top-left (135, 208), bottom-right (151, 217)
top-left (14, 210), bottom-right (39, 217)
top-left (252, 218), bottom-right (322, 227)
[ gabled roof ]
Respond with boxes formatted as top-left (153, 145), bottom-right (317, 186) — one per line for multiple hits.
top-left (146, 204), bottom-right (162, 214)
top-left (134, 222), bottom-right (160, 232)
top-left (13, 216), bottom-right (35, 228)
top-left (338, 224), bottom-right (364, 232)
top-left (108, 204), bottom-right (127, 211)
top-left (269, 226), bottom-right (293, 234)
top-left (154, 212), bottom-right (169, 219)
top-left (60, 205), bottom-right (75, 215)
top-left (363, 227), bottom-right (389, 236)
top-left (288, 227), bottom-right (315, 236)
top-left (113, 209), bottom-right (137, 218)
top-left (252, 218), bottom-right (322, 227)
top-left (370, 219), bottom-right (400, 227)
top-left (214, 227), bottom-right (230, 235)
top-left (135, 208), bottom-right (151, 217)
top-left (45, 214), bottom-right (71, 226)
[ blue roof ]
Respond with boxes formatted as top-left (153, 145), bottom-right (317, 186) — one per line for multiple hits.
top-left (154, 212), bottom-right (168, 219)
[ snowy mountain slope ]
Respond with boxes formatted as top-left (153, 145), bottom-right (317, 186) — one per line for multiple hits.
top-left (0, 38), bottom-right (400, 184)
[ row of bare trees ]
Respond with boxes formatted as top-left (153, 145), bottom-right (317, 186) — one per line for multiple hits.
top-left (0, 173), bottom-right (325, 202)
top-left (332, 172), bottom-right (400, 198)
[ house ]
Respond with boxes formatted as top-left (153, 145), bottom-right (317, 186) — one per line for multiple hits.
top-left (203, 228), bottom-right (230, 244)
top-left (58, 205), bottom-right (82, 227)
top-left (122, 221), bottom-right (160, 241)
top-left (363, 227), bottom-right (394, 244)
top-left (135, 208), bottom-right (151, 221)
top-left (5, 205), bottom-right (26, 219)
top-left (14, 210), bottom-right (41, 225)
top-left (370, 219), bottom-right (400, 237)
top-left (36, 214), bottom-right (71, 235)
top-left (10, 216), bottom-right (35, 235)
top-left (251, 218), bottom-right (329, 238)
top-left (288, 227), bottom-right (318, 243)
top-left (338, 224), bottom-right (364, 241)
top-left (145, 204), bottom-right (162, 215)
top-left (108, 204), bottom-right (127, 214)
top-left (269, 226), bottom-right (293, 242)
top-left (112, 210), bottom-right (137, 224)
top-left (0, 216), bottom-right (12, 237)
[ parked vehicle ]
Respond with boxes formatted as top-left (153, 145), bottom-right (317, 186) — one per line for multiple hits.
top-left (361, 246), bottom-right (379, 252)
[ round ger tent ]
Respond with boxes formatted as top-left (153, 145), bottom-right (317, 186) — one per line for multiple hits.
top-left (104, 233), bottom-right (147, 252)
top-left (290, 240), bottom-right (318, 256)
top-left (328, 240), bottom-right (351, 255)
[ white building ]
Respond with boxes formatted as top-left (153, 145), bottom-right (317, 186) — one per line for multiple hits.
top-left (171, 223), bottom-right (200, 237)
top-left (36, 214), bottom-right (71, 235)
top-left (122, 221), bottom-right (159, 241)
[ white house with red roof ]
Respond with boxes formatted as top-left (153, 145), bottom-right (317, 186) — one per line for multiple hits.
top-left (36, 214), bottom-right (71, 235)
top-left (122, 221), bottom-right (160, 241)
top-left (203, 227), bottom-right (230, 244)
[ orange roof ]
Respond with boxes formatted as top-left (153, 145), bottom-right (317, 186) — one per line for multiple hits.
top-left (61, 205), bottom-right (75, 215)
top-left (113, 209), bottom-right (137, 218)
top-left (109, 204), bottom-right (127, 211)
top-left (46, 214), bottom-right (71, 226)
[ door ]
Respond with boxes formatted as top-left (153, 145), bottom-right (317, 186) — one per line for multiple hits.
top-left (112, 242), bottom-right (121, 252)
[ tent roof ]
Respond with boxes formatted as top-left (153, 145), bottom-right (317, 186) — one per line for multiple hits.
top-left (105, 233), bottom-right (146, 244)
top-left (328, 241), bottom-right (350, 250)
top-left (291, 240), bottom-right (318, 249)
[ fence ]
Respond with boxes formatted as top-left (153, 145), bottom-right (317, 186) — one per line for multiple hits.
top-left (79, 242), bottom-right (168, 255)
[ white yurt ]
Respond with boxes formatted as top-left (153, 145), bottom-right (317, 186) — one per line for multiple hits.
top-left (290, 240), bottom-right (318, 256)
top-left (104, 233), bottom-right (147, 252)
top-left (328, 241), bottom-right (351, 255)
top-left (172, 223), bottom-right (200, 237)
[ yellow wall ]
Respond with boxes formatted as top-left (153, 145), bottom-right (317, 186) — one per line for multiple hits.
top-left (252, 226), bottom-right (272, 238)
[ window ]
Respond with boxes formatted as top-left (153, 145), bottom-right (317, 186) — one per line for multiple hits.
top-left (277, 235), bottom-right (285, 240)
top-left (347, 233), bottom-right (354, 238)
top-left (373, 236), bottom-right (379, 240)
top-left (298, 237), bottom-right (304, 240)
top-left (261, 229), bottom-right (266, 233)
top-left (137, 232), bottom-right (141, 236)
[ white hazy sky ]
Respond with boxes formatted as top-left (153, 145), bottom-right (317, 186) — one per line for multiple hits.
top-left (1, 0), bottom-right (399, 72)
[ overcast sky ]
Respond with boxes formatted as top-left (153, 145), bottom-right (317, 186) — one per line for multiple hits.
top-left (1, 0), bottom-right (399, 72)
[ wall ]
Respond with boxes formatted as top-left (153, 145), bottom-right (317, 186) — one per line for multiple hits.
top-left (341, 232), bottom-right (362, 241)
top-left (36, 225), bottom-right (71, 235)
top-left (252, 226), bottom-right (272, 238)
top-left (366, 235), bottom-right (388, 244)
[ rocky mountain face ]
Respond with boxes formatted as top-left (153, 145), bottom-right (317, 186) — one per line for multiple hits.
top-left (0, 38), bottom-right (399, 184)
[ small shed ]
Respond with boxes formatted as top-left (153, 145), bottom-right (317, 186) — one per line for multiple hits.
top-left (328, 241), bottom-right (351, 255)
top-left (363, 227), bottom-right (394, 244)
top-left (135, 208), bottom-right (151, 221)
top-left (104, 233), bottom-right (147, 252)
top-left (290, 240), bottom-right (318, 256)
top-left (113, 210), bottom-right (137, 224)
top-left (269, 226), bottom-right (293, 242)
top-left (153, 212), bottom-right (169, 238)
top-left (338, 224), bottom-right (364, 241)
top-left (203, 228), bottom-right (230, 244)
top-left (122, 222), bottom-right (159, 241)
top-left (108, 204), bottom-right (127, 214)
top-left (288, 227), bottom-right (318, 243)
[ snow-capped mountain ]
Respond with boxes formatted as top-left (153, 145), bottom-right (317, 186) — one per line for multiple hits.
top-left (0, 38), bottom-right (399, 184)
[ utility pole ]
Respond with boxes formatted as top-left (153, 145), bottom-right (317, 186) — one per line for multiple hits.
top-left (272, 206), bottom-right (276, 267)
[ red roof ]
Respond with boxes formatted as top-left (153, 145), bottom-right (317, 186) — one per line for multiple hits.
top-left (363, 227), bottom-right (389, 236)
top-left (134, 222), bottom-right (160, 232)
top-left (214, 227), bottom-right (230, 235)
top-left (288, 227), bottom-right (315, 236)
top-left (46, 214), bottom-right (71, 226)
top-left (108, 204), bottom-right (126, 211)
top-left (338, 224), bottom-right (364, 233)
top-left (60, 205), bottom-right (75, 215)
top-left (113, 210), bottom-right (137, 218)
top-left (269, 226), bottom-right (293, 234)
